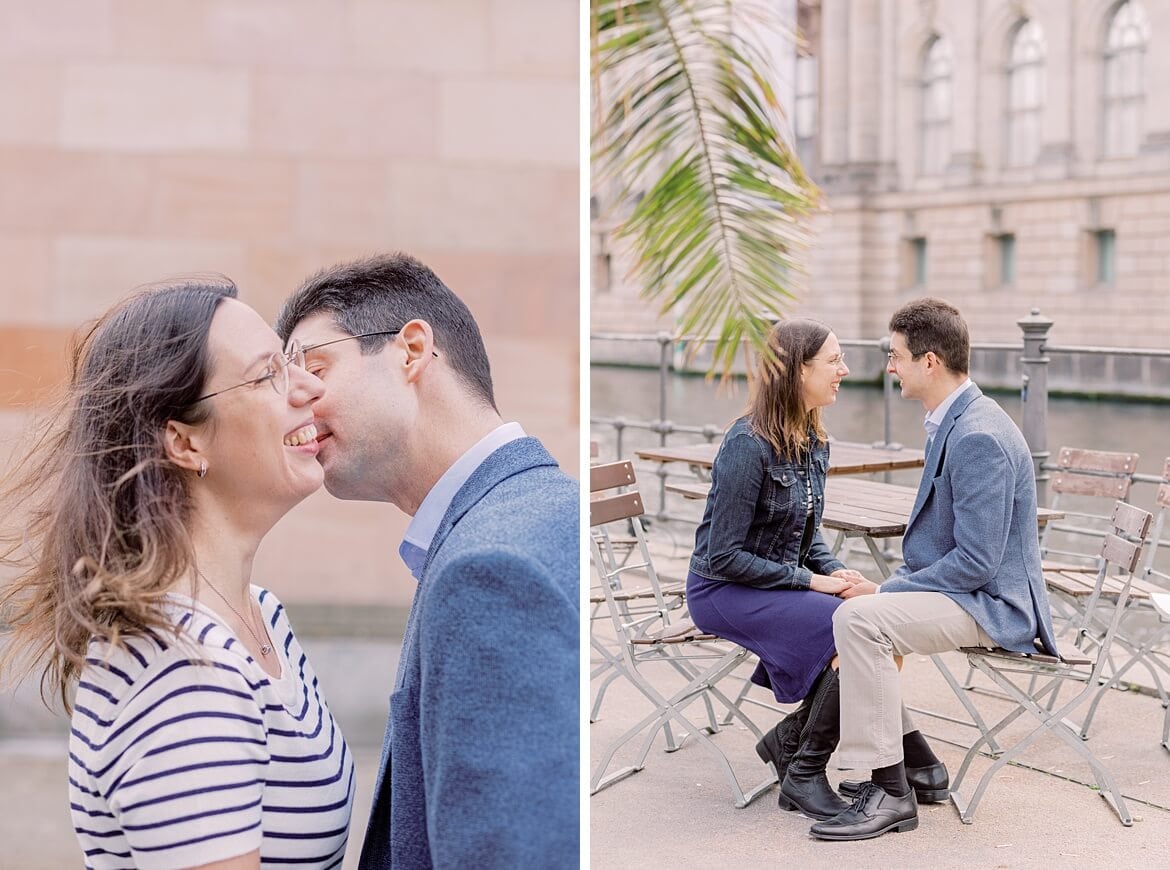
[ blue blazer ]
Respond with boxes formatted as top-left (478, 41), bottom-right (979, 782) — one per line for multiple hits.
top-left (358, 437), bottom-right (580, 869)
top-left (880, 386), bottom-right (1059, 656)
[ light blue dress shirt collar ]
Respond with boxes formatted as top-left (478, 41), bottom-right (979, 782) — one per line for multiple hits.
top-left (924, 377), bottom-right (974, 442)
top-left (398, 422), bottom-right (527, 580)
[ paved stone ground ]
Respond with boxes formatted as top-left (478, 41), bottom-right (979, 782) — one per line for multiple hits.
top-left (589, 637), bottom-right (1170, 869)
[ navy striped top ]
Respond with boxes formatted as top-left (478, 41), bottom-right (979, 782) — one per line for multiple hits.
top-left (68, 587), bottom-right (354, 869)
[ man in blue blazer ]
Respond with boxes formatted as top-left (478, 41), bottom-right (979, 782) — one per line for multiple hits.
top-left (276, 254), bottom-right (579, 868)
top-left (810, 298), bottom-right (1058, 842)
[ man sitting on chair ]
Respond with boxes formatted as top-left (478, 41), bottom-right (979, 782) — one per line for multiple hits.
top-left (810, 297), bottom-right (1059, 841)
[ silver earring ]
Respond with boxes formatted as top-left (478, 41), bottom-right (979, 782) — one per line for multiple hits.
top-left (198, 460), bottom-right (207, 479)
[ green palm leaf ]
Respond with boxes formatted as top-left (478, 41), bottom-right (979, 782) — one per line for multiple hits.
top-left (592, 0), bottom-right (821, 374)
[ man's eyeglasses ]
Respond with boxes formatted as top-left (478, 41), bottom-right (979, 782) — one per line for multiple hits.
top-left (195, 340), bottom-right (306, 402)
top-left (299, 329), bottom-right (439, 358)
top-left (886, 349), bottom-right (925, 364)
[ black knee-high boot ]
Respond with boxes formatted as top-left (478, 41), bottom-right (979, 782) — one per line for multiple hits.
top-left (755, 696), bottom-right (812, 786)
top-left (778, 667), bottom-right (849, 820)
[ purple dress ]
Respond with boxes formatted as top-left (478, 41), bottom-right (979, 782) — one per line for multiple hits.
top-left (687, 567), bottom-right (842, 703)
top-left (686, 418), bottom-right (847, 703)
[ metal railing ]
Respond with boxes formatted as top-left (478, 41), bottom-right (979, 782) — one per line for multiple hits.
top-left (592, 309), bottom-right (1170, 520)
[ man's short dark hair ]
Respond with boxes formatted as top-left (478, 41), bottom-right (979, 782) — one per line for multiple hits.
top-left (276, 253), bottom-right (497, 411)
top-left (888, 297), bottom-right (970, 375)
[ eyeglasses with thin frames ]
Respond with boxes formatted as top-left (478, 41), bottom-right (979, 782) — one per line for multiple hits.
top-left (886, 349), bottom-right (924, 364)
top-left (807, 352), bottom-right (847, 367)
top-left (298, 329), bottom-right (439, 358)
top-left (194, 340), bottom-right (306, 403)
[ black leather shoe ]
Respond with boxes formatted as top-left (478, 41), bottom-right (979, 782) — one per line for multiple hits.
top-left (837, 762), bottom-right (949, 804)
top-left (809, 782), bottom-right (918, 841)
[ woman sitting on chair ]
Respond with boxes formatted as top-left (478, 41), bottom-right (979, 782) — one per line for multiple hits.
top-left (685, 318), bottom-right (946, 821)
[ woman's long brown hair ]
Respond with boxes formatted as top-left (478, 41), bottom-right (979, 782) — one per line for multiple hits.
top-left (747, 318), bottom-right (831, 460)
top-left (0, 279), bottom-right (236, 710)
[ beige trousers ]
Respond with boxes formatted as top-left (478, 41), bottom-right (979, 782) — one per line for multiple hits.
top-left (833, 591), bottom-right (997, 770)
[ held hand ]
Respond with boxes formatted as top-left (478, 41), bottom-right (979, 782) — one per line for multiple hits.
top-left (830, 568), bottom-right (868, 585)
top-left (809, 574), bottom-right (853, 595)
top-left (838, 579), bottom-right (880, 599)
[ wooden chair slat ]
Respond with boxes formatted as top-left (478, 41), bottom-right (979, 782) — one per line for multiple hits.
top-left (1051, 471), bottom-right (1132, 498)
top-left (630, 622), bottom-right (717, 645)
top-left (1043, 570), bottom-right (1097, 596)
top-left (1100, 532), bottom-right (1143, 574)
top-left (961, 645), bottom-right (1090, 667)
top-left (591, 491), bottom-right (644, 527)
top-left (1156, 458), bottom-right (1170, 508)
top-left (1112, 501), bottom-right (1153, 540)
top-left (590, 460), bottom-right (636, 493)
top-left (589, 582), bottom-right (685, 604)
top-left (1056, 447), bottom-right (1140, 474)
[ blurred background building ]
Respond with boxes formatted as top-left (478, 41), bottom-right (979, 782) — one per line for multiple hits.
top-left (0, 3), bottom-right (578, 863)
top-left (593, 0), bottom-right (1170, 392)
top-left (0, 0), bottom-right (578, 608)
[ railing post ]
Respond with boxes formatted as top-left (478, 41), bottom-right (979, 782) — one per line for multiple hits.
top-left (1018, 308), bottom-right (1053, 505)
top-left (879, 335), bottom-right (893, 449)
top-left (656, 332), bottom-right (672, 446)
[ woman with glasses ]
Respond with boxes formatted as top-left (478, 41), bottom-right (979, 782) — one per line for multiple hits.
top-left (686, 319), bottom-right (946, 823)
top-left (0, 280), bottom-right (354, 868)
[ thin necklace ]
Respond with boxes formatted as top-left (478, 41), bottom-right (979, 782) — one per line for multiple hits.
top-left (198, 572), bottom-right (273, 657)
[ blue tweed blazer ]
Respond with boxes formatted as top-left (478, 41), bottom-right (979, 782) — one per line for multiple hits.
top-left (358, 437), bottom-right (580, 869)
top-left (880, 386), bottom-right (1059, 656)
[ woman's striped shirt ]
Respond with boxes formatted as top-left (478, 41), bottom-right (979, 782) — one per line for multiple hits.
top-left (68, 586), bottom-right (355, 869)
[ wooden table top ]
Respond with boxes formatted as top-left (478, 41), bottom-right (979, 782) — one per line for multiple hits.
top-left (636, 440), bottom-right (926, 476)
top-left (665, 476), bottom-right (1064, 537)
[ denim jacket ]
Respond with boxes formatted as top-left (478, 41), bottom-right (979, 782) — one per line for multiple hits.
top-left (689, 416), bottom-right (846, 589)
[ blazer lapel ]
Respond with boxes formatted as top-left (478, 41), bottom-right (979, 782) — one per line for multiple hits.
top-left (906, 385), bottom-right (983, 530)
top-left (421, 436), bottom-right (559, 579)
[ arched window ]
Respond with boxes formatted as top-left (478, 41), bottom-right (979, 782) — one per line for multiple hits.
top-left (1006, 20), bottom-right (1046, 167)
top-left (1103, 1), bottom-right (1150, 157)
top-left (920, 37), bottom-right (952, 176)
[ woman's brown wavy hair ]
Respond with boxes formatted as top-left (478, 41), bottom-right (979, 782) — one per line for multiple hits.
top-left (747, 318), bottom-right (831, 460)
top-left (0, 279), bottom-right (236, 710)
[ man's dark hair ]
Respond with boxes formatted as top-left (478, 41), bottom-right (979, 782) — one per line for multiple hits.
top-left (276, 253), bottom-right (497, 411)
top-left (888, 297), bottom-right (970, 375)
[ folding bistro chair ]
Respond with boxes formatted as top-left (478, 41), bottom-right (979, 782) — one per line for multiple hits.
top-left (964, 447), bottom-right (1139, 696)
top-left (1040, 447), bottom-right (1140, 568)
top-left (1066, 463), bottom-right (1170, 737)
top-left (589, 481), bottom-right (777, 807)
top-left (1040, 448), bottom-right (1139, 630)
top-left (949, 501), bottom-right (1153, 826)
top-left (588, 461), bottom-right (685, 724)
top-left (1152, 588), bottom-right (1170, 752)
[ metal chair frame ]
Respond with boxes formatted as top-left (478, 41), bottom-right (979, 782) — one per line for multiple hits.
top-left (589, 485), bottom-right (777, 808)
top-left (949, 501), bottom-right (1153, 827)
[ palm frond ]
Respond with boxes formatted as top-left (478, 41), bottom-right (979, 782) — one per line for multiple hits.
top-left (592, 0), bottom-right (821, 374)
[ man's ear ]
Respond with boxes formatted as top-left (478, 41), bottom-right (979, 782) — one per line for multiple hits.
top-left (163, 419), bottom-right (207, 475)
top-left (398, 319), bottom-right (436, 385)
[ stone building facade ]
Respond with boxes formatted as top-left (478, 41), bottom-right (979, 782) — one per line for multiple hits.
top-left (0, 0), bottom-right (578, 610)
top-left (592, 0), bottom-right (1170, 385)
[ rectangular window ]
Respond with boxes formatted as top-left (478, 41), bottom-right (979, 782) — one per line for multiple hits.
top-left (1095, 229), bottom-right (1115, 285)
top-left (912, 237), bottom-right (927, 287)
top-left (997, 233), bottom-right (1016, 286)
